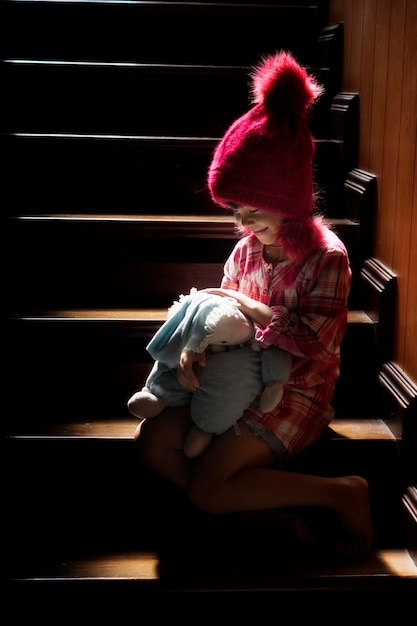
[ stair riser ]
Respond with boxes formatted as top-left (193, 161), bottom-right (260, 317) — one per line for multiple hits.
top-left (2, 63), bottom-right (333, 137)
top-left (4, 317), bottom-right (377, 425)
top-left (2, 2), bottom-right (324, 65)
top-left (4, 136), bottom-right (347, 216)
top-left (4, 217), bottom-right (362, 311)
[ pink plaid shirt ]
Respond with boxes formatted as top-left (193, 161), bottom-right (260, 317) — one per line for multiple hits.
top-left (221, 227), bottom-right (351, 456)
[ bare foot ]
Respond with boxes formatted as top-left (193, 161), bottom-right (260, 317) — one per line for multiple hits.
top-left (332, 475), bottom-right (373, 558)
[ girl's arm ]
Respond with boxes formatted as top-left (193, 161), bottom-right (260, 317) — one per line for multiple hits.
top-left (214, 246), bottom-right (352, 362)
top-left (200, 287), bottom-right (273, 328)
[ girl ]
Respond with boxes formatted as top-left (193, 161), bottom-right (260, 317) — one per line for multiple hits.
top-left (132, 51), bottom-right (373, 558)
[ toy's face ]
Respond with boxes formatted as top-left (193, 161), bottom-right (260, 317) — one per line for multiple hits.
top-left (210, 314), bottom-right (254, 346)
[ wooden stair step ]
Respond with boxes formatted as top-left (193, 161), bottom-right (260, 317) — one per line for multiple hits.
top-left (4, 214), bottom-right (364, 312)
top-left (6, 212), bottom-right (358, 232)
top-left (2, 60), bottom-right (333, 137)
top-left (4, 569), bottom-right (417, 621)
top-left (4, 386), bottom-right (400, 487)
top-left (2, 1), bottom-right (326, 65)
top-left (5, 413), bottom-right (399, 483)
top-left (6, 306), bottom-right (373, 331)
top-left (3, 424), bottom-right (414, 606)
top-left (3, 416), bottom-right (405, 559)
top-left (8, 547), bottom-right (417, 583)
top-left (4, 415), bottom-right (395, 442)
top-left (3, 134), bottom-right (350, 216)
top-left (5, 213), bottom-right (360, 253)
top-left (4, 308), bottom-right (378, 425)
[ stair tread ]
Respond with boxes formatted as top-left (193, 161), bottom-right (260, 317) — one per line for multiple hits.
top-left (11, 547), bottom-right (417, 583)
top-left (8, 415), bottom-right (395, 441)
top-left (3, 135), bottom-right (350, 217)
top-left (11, 213), bottom-right (358, 225)
top-left (14, 308), bottom-right (372, 323)
top-left (5, 309), bottom-right (377, 422)
top-left (6, 133), bottom-right (344, 142)
top-left (2, 1), bottom-right (324, 66)
top-left (16, 213), bottom-right (235, 222)
top-left (2, 60), bottom-right (333, 136)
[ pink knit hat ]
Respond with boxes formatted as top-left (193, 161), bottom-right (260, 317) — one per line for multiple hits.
top-left (208, 52), bottom-right (328, 263)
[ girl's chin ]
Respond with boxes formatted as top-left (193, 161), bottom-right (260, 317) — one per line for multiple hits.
top-left (256, 236), bottom-right (276, 245)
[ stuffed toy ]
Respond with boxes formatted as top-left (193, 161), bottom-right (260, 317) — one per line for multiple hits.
top-left (128, 288), bottom-right (291, 458)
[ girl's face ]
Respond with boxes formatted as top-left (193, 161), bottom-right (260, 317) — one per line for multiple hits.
top-left (232, 204), bottom-right (285, 245)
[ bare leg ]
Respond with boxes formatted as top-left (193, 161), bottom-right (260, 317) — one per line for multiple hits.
top-left (136, 414), bottom-right (373, 557)
top-left (135, 405), bottom-right (196, 489)
top-left (187, 423), bottom-right (373, 558)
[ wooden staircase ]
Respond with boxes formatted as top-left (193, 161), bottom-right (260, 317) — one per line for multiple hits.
top-left (2, 0), bottom-right (417, 616)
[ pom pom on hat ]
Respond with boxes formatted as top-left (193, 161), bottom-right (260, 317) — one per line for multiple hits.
top-left (251, 51), bottom-right (323, 120)
top-left (208, 52), bottom-right (326, 262)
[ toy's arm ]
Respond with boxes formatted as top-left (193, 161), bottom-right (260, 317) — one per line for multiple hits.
top-left (177, 348), bottom-right (207, 391)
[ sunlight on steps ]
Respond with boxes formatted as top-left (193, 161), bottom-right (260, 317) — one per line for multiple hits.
top-left (24, 548), bottom-right (417, 581)
top-left (53, 552), bottom-right (160, 580)
top-left (18, 309), bottom-right (374, 323)
top-left (16, 416), bottom-right (395, 441)
top-left (14, 214), bottom-right (236, 223)
top-left (329, 419), bottom-right (395, 440)
top-left (378, 550), bottom-right (417, 577)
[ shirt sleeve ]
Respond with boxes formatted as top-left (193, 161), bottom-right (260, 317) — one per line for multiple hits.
top-left (257, 249), bottom-right (351, 362)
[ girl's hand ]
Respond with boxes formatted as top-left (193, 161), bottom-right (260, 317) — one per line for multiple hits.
top-left (200, 287), bottom-right (249, 309)
top-left (200, 288), bottom-right (273, 328)
top-left (177, 348), bottom-right (207, 391)
top-left (200, 287), bottom-right (239, 299)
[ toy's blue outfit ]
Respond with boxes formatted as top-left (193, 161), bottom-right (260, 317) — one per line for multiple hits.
top-left (140, 290), bottom-right (291, 435)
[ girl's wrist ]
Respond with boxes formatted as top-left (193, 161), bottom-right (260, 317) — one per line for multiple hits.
top-left (245, 301), bottom-right (274, 327)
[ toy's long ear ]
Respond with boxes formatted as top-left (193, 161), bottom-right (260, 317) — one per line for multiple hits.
top-left (146, 291), bottom-right (221, 367)
top-left (146, 293), bottom-right (195, 366)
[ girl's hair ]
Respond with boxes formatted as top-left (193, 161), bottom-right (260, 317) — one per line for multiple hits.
top-left (228, 199), bottom-right (330, 265)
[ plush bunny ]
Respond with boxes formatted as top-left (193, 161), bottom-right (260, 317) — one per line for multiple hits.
top-left (128, 289), bottom-right (291, 457)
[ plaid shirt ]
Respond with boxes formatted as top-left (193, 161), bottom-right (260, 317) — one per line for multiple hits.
top-left (221, 227), bottom-right (351, 455)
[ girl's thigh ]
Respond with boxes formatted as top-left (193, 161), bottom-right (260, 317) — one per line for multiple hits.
top-left (193, 421), bottom-right (276, 483)
top-left (137, 405), bottom-right (193, 452)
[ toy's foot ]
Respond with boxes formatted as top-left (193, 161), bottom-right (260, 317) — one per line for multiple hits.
top-left (259, 381), bottom-right (284, 413)
top-left (184, 425), bottom-right (214, 458)
top-left (127, 389), bottom-right (166, 418)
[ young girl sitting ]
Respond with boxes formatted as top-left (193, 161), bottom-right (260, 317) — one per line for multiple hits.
top-left (132, 51), bottom-right (373, 558)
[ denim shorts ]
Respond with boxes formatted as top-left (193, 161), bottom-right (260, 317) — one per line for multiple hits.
top-left (242, 417), bottom-right (289, 467)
